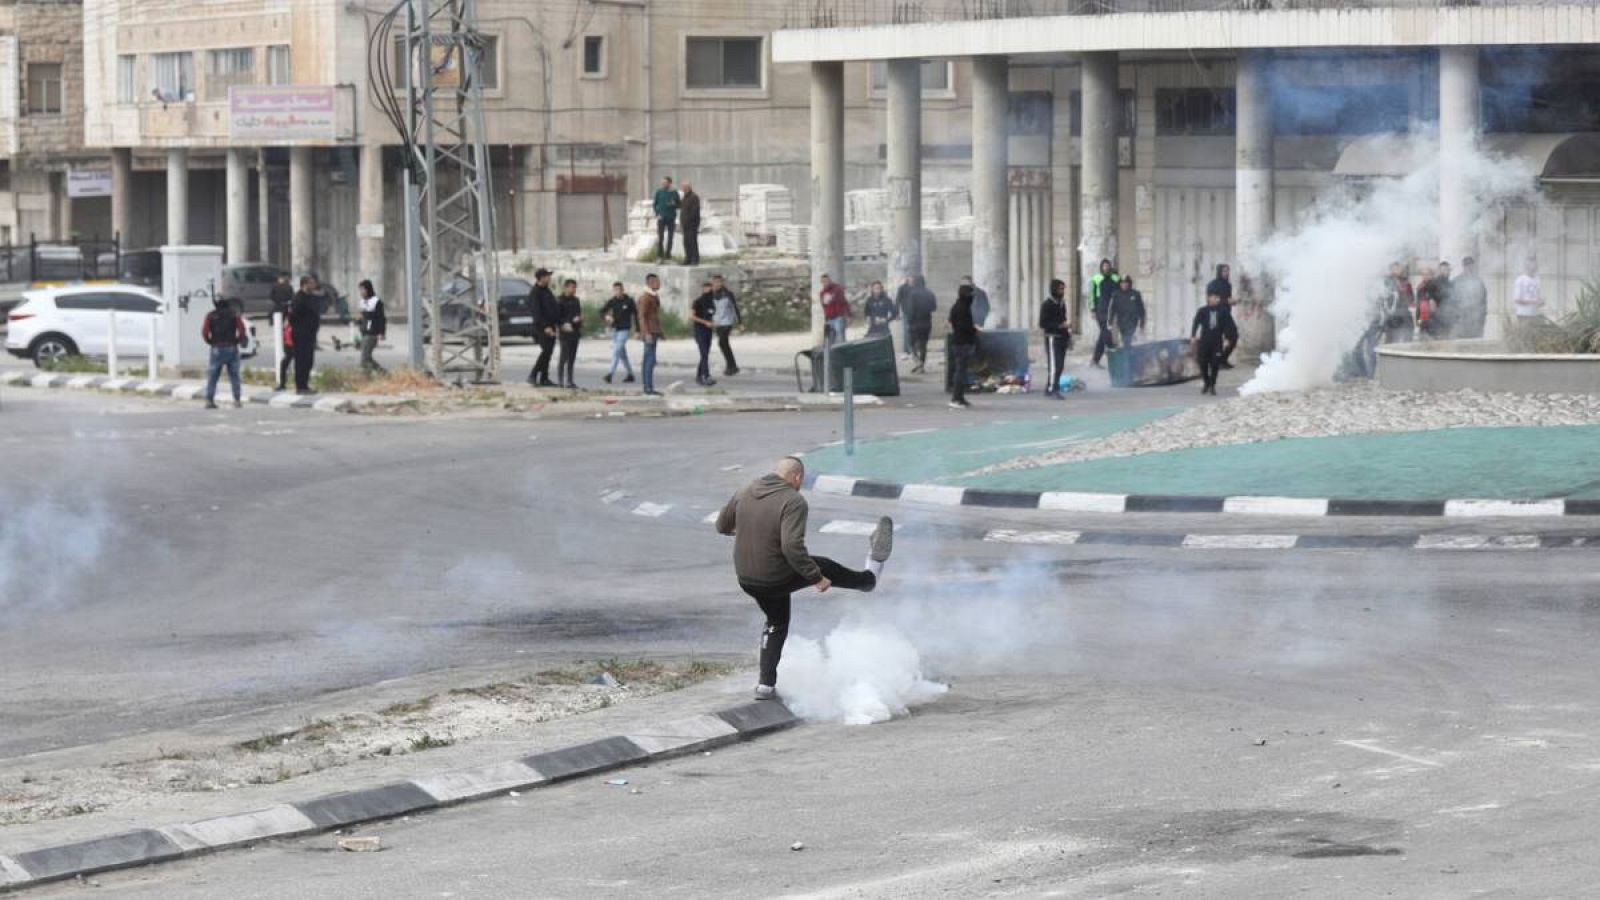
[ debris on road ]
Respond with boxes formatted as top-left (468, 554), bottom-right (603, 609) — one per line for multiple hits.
top-left (607, 778), bottom-right (629, 786)
top-left (337, 836), bottom-right (382, 852)
top-left (1253, 738), bottom-right (1268, 746)
top-left (791, 842), bottom-right (806, 852)
top-left (590, 671), bottom-right (622, 688)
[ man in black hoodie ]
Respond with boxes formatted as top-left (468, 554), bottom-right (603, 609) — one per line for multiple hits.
top-left (948, 284), bottom-right (980, 409)
top-left (1191, 290), bottom-right (1238, 396)
top-left (680, 183), bottom-right (702, 266)
top-left (1206, 263), bottom-right (1235, 367)
top-left (289, 275), bottom-right (322, 394)
top-left (1039, 278), bottom-right (1070, 399)
top-left (716, 457), bottom-right (893, 700)
top-left (527, 268), bottom-right (559, 386)
top-left (1106, 275), bottom-right (1146, 349)
top-left (690, 281), bottom-right (717, 386)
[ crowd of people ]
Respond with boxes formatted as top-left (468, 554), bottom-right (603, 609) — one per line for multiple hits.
top-left (1352, 255), bottom-right (1498, 376)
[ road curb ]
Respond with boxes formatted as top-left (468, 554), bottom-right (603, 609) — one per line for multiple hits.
top-left (0, 701), bottom-right (797, 892)
top-left (802, 473), bottom-right (1600, 518)
top-left (0, 368), bottom-right (411, 414)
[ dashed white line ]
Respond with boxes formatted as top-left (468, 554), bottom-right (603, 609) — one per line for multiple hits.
top-left (1417, 534), bottom-right (1541, 551)
top-left (702, 511), bottom-right (719, 525)
top-left (984, 529), bottom-right (1082, 545)
top-left (1181, 534), bottom-right (1299, 550)
top-left (821, 519), bottom-right (878, 536)
top-left (1337, 740), bottom-right (1444, 768)
top-left (1038, 491), bottom-right (1125, 513)
top-left (1444, 499), bottom-right (1565, 518)
top-left (632, 502), bottom-right (673, 518)
top-left (600, 490), bottom-right (629, 505)
top-left (1222, 496), bottom-right (1330, 517)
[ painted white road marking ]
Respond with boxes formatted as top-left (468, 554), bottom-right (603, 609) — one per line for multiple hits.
top-left (1337, 740), bottom-right (1443, 768)
top-left (821, 519), bottom-right (878, 536)
top-left (1039, 491), bottom-right (1125, 513)
top-left (600, 490), bottom-right (629, 505)
top-left (1418, 534), bottom-right (1541, 551)
top-left (901, 484), bottom-right (966, 506)
top-left (1445, 499), bottom-right (1565, 517)
top-left (984, 529), bottom-right (1081, 545)
top-left (811, 475), bottom-right (858, 495)
top-left (1182, 533), bottom-right (1299, 550)
top-left (632, 502), bottom-right (672, 518)
top-left (1222, 496), bottom-right (1330, 516)
top-left (702, 511), bottom-right (719, 524)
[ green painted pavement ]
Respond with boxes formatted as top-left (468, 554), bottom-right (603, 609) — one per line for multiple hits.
top-left (805, 408), bottom-right (1181, 484)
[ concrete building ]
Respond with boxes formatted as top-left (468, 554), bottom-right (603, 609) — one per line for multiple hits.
top-left (775, 2), bottom-right (1600, 342)
top-left (0, 0), bottom-right (106, 247)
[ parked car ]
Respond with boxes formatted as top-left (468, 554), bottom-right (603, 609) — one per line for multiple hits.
top-left (217, 263), bottom-right (288, 316)
top-left (118, 249), bottom-right (163, 288)
top-left (5, 284), bottom-right (256, 367)
top-left (423, 275), bottom-right (535, 341)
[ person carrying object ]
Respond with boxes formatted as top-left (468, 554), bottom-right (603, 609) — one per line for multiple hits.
top-left (201, 297), bottom-right (247, 409)
top-left (716, 457), bottom-right (894, 701)
top-left (601, 281), bottom-right (637, 384)
top-left (1039, 278), bottom-right (1071, 400)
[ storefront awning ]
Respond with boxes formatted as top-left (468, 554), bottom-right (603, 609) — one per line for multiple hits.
top-left (1333, 133), bottom-right (1600, 180)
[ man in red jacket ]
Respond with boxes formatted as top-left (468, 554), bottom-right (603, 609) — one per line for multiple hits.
top-left (819, 274), bottom-right (849, 345)
top-left (201, 297), bottom-right (248, 409)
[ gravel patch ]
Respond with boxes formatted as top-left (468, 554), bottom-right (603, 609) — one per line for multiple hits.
top-left (983, 382), bottom-right (1600, 475)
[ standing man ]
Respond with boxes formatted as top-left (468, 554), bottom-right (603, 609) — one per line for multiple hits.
top-left (905, 275), bottom-right (936, 374)
top-left (710, 274), bottom-right (742, 376)
top-left (1452, 255), bottom-right (1489, 339)
top-left (1206, 264), bottom-right (1236, 367)
top-left (819, 274), bottom-right (849, 344)
top-left (716, 457), bottom-right (893, 700)
top-left (653, 176), bottom-right (680, 263)
top-left (948, 283), bottom-right (980, 409)
top-left (637, 273), bottom-right (664, 396)
top-left (680, 182), bottom-right (702, 267)
top-left (201, 296), bottom-right (247, 409)
top-left (1191, 291), bottom-right (1237, 396)
top-left (894, 276), bottom-right (914, 359)
top-left (960, 275), bottom-right (990, 329)
top-left (864, 280), bottom-right (896, 340)
top-left (555, 279), bottom-right (584, 389)
top-left (1381, 261), bottom-right (1416, 344)
top-left (1513, 261), bottom-right (1544, 335)
top-left (690, 280), bottom-right (718, 387)
top-left (270, 273), bottom-right (295, 391)
top-left (527, 267), bottom-right (558, 387)
top-left (1089, 259), bottom-right (1119, 367)
top-left (600, 282), bottom-right (637, 385)
top-left (289, 275), bottom-right (322, 394)
top-left (1039, 278), bottom-right (1070, 399)
top-left (1106, 275), bottom-right (1146, 350)
top-left (357, 279), bottom-right (386, 374)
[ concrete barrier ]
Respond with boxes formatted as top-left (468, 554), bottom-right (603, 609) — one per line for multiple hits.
top-left (1377, 339), bottom-right (1600, 394)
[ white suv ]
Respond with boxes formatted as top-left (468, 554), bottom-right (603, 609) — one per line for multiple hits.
top-left (5, 285), bottom-right (165, 367)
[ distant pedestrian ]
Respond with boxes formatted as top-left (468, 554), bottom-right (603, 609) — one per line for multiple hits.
top-left (527, 267), bottom-right (559, 386)
top-left (1452, 255), bottom-right (1488, 339)
top-left (201, 297), bottom-right (246, 409)
top-left (894, 276), bottom-right (914, 358)
top-left (960, 275), bottom-right (990, 329)
top-left (691, 280), bottom-right (717, 386)
top-left (1207, 264), bottom-right (1235, 367)
top-left (555, 279), bottom-right (583, 389)
top-left (1089, 258), bottom-right (1118, 367)
top-left (1107, 275), bottom-right (1146, 349)
top-left (356, 279), bottom-right (386, 375)
top-left (1191, 291), bottom-right (1237, 396)
top-left (864, 280), bottom-right (896, 340)
top-left (680, 182), bottom-right (702, 266)
top-left (637, 273), bottom-right (664, 396)
top-left (653, 176), bottom-right (680, 262)
top-left (710, 274), bottom-right (742, 376)
top-left (1381, 261), bottom-right (1415, 344)
top-left (1513, 261), bottom-right (1544, 337)
top-left (819, 274), bottom-right (849, 344)
top-left (271, 274), bottom-right (294, 390)
top-left (289, 275), bottom-right (322, 394)
top-left (948, 283), bottom-right (980, 409)
top-left (716, 457), bottom-right (893, 701)
top-left (601, 282), bottom-right (637, 384)
top-left (905, 276), bottom-right (936, 373)
top-left (1039, 278), bottom-right (1071, 399)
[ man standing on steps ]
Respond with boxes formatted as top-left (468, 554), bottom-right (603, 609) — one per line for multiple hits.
top-left (680, 182), bottom-right (702, 267)
top-left (653, 176), bottom-right (680, 262)
top-left (1039, 278), bottom-right (1070, 399)
top-left (636, 273), bottom-right (664, 396)
top-left (716, 457), bottom-right (894, 701)
top-left (527, 268), bottom-right (558, 386)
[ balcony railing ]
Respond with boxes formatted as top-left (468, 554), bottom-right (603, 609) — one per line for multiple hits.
top-left (780, 0), bottom-right (1561, 30)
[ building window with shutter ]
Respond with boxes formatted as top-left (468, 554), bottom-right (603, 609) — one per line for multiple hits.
top-left (27, 62), bottom-right (63, 115)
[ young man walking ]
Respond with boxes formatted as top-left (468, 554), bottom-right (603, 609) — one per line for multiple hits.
top-left (527, 268), bottom-right (559, 387)
top-left (357, 279), bottom-right (386, 374)
top-left (600, 281), bottom-right (637, 384)
top-left (948, 283), bottom-right (980, 409)
top-left (1206, 264), bottom-right (1236, 367)
top-left (636, 273), bottom-right (664, 396)
top-left (201, 297), bottom-right (247, 409)
top-left (289, 275), bottom-right (322, 394)
top-left (716, 457), bottom-right (894, 700)
top-left (710, 274), bottom-right (742, 376)
top-left (864, 280), bottom-right (896, 340)
top-left (555, 279), bottom-right (584, 389)
top-left (1039, 278), bottom-right (1070, 399)
top-left (905, 276), bottom-right (936, 373)
top-left (1191, 291), bottom-right (1238, 396)
top-left (690, 281), bottom-right (718, 386)
top-left (653, 176), bottom-right (680, 262)
top-left (680, 182), bottom-right (702, 266)
top-left (1107, 275), bottom-right (1146, 349)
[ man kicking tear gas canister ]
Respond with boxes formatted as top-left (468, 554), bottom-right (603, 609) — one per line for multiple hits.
top-left (716, 457), bottom-right (894, 701)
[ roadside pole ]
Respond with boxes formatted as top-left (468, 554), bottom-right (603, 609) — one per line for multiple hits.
top-left (843, 366), bottom-right (855, 456)
top-left (107, 309), bottom-right (118, 376)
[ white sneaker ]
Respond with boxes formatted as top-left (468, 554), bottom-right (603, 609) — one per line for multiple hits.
top-left (753, 684), bottom-right (778, 701)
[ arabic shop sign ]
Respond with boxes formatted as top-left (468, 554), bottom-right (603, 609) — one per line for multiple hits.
top-left (228, 86), bottom-right (337, 141)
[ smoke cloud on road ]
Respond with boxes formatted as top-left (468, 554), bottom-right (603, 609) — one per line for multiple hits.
top-left (0, 484), bottom-right (116, 616)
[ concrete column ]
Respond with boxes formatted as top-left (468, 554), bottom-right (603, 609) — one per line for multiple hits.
top-left (885, 58), bottom-right (923, 290)
top-left (972, 55), bottom-right (1010, 326)
top-left (257, 149), bottom-right (271, 263)
top-left (1235, 50), bottom-right (1274, 277)
top-left (1008, 191), bottom-right (1022, 327)
top-left (166, 148), bottom-right (188, 245)
top-left (810, 61), bottom-right (845, 342)
top-left (226, 148), bottom-right (250, 264)
top-left (111, 148), bottom-right (133, 246)
top-left (55, 174), bottom-right (73, 240)
top-left (359, 143), bottom-right (385, 291)
top-left (1439, 45), bottom-right (1480, 266)
top-left (289, 146), bottom-right (314, 275)
top-left (1080, 51), bottom-right (1119, 303)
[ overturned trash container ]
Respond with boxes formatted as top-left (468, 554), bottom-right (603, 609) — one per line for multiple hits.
top-left (945, 329), bottom-right (1032, 393)
top-left (1107, 338), bottom-right (1200, 387)
top-left (794, 336), bottom-right (900, 396)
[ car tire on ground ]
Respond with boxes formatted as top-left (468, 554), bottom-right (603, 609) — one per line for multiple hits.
top-left (29, 333), bottom-right (78, 367)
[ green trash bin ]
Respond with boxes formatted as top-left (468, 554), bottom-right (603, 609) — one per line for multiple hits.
top-left (793, 336), bottom-right (900, 396)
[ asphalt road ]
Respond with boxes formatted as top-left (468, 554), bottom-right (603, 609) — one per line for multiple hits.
top-left (8, 385), bottom-right (1600, 896)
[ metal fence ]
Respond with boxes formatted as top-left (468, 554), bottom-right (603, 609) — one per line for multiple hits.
top-left (0, 236), bottom-right (122, 285)
top-left (781, 0), bottom-right (1568, 29)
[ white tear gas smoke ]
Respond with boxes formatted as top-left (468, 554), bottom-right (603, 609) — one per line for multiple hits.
top-left (0, 486), bottom-right (115, 614)
top-left (1243, 135), bottom-right (1536, 395)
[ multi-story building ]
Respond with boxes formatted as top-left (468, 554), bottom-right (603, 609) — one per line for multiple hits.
top-left (0, 0), bottom-right (104, 247)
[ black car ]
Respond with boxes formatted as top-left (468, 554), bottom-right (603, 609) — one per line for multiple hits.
top-left (425, 275), bottom-right (536, 341)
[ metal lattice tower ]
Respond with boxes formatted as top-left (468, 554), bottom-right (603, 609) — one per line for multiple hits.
top-left (398, 0), bottom-right (500, 382)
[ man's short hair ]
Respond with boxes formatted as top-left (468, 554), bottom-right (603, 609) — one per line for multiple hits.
top-left (711, 274), bottom-right (724, 281)
top-left (613, 281), bottom-right (624, 288)
top-left (775, 456), bottom-right (805, 480)
top-left (563, 279), bottom-right (577, 287)
top-left (300, 276), bottom-right (314, 288)
top-left (663, 176), bottom-right (673, 183)
top-left (1463, 256), bottom-right (1475, 265)
top-left (1050, 278), bottom-right (1065, 291)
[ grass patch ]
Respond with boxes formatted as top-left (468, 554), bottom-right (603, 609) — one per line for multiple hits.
top-left (409, 732), bottom-right (454, 752)
top-left (379, 695), bottom-right (436, 718)
top-left (1504, 283), bottom-right (1600, 354)
top-left (38, 354), bottom-right (106, 374)
top-left (234, 719), bottom-right (340, 753)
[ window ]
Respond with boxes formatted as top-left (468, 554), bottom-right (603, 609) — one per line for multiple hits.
top-left (1068, 89), bottom-right (1137, 137)
top-left (868, 60), bottom-right (952, 95)
top-left (267, 45), bottom-right (291, 85)
top-left (477, 35), bottom-right (499, 91)
top-left (583, 35), bottom-right (605, 77)
top-left (152, 52), bottom-right (195, 102)
top-left (108, 293), bottom-right (161, 314)
top-left (206, 48), bottom-right (255, 101)
top-left (27, 63), bottom-right (63, 115)
top-left (117, 55), bottom-right (137, 105)
top-left (54, 294), bottom-right (111, 312)
top-left (685, 36), bottom-right (762, 90)
top-left (1155, 88), bottom-right (1235, 136)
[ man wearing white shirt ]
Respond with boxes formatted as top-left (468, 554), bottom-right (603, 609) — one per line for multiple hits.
top-left (1513, 264), bottom-right (1544, 322)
